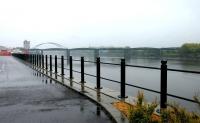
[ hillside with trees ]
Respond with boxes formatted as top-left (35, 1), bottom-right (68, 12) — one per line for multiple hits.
top-left (180, 43), bottom-right (200, 58)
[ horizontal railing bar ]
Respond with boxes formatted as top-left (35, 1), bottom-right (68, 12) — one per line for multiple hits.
top-left (127, 64), bottom-right (200, 74)
top-left (97, 60), bottom-right (200, 74)
top-left (126, 83), bottom-right (199, 103)
top-left (64, 68), bottom-right (70, 70)
top-left (125, 83), bottom-right (161, 94)
top-left (43, 55), bottom-right (200, 74)
top-left (72, 69), bottom-right (82, 74)
top-left (126, 64), bottom-right (160, 70)
top-left (100, 76), bottom-right (121, 84)
top-left (100, 62), bottom-right (120, 66)
top-left (72, 59), bottom-right (81, 61)
top-left (167, 68), bottom-right (200, 74)
top-left (57, 74), bottom-right (62, 77)
top-left (84, 60), bottom-right (96, 63)
top-left (166, 93), bottom-right (199, 104)
top-left (84, 72), bottom-right (97, 78)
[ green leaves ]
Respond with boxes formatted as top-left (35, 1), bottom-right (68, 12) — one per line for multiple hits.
top-left (180, 43), bottom-right (200, 57)
top-left (129, 91), bottom-right (159, 123)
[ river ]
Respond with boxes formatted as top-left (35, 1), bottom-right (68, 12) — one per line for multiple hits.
top-left (42, 50), bottom-right (200, 112)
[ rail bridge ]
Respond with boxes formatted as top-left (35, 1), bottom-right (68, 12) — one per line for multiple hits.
top-left (30, 42), bottom-right (180, 63)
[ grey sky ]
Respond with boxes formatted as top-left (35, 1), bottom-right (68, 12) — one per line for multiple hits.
top-left (0, 0), bottom-right (200, 48)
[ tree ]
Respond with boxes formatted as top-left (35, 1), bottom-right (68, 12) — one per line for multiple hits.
top-left (180, 43), bottom-right (200, 58)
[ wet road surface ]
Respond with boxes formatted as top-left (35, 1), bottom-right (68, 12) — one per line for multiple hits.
top-left (0, 56), bottom-right (112, 123)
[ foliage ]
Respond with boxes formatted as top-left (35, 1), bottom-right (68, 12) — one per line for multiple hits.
top-left (128, 91), bottom-right (200, 123)
top-left (193, 92), bottom-right (200, 111)
top-left (128, 91), bottom-right (159, 123)
top-left (180, 43), bottom-right (200, 57)
top-left (161, 102), bottom-right (200, 123)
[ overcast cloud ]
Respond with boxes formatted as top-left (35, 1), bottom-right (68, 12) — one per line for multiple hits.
top-left (0, 0), bottom-right (200, 48)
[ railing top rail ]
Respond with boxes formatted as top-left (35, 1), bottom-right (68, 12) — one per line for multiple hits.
top-left (167, 68), bottom-right (200, 74)
top-left (101, 61), bottom-right (200, 74)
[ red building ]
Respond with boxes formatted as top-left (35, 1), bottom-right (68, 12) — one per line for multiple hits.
top-left (0, 46), bottom-right (11, 56)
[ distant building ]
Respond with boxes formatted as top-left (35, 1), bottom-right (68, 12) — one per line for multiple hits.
top-left (11, 47), bottom-right (24, 54)
top-left (0, 46), bottom-right (11, 56)
top-left (24, 40), bottom-right (30, 49)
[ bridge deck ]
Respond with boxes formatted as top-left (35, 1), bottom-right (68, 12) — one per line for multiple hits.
top-left (0, 56), bottom-right (112, 123)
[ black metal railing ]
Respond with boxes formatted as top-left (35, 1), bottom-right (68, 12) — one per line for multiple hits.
top-left (12, 53), bottom-right (200, 109)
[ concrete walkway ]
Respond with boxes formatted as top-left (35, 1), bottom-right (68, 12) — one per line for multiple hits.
top-left (0, 56), bottom-right (113, 123)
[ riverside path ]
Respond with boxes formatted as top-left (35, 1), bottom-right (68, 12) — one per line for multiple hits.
top-left (0, 56), bottom-right (113, 123)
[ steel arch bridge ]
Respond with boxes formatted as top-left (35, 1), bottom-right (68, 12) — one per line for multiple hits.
top-left (32, 42), bottom-right (65, 49)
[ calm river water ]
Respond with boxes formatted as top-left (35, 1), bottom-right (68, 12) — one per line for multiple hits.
top-left (43, 51), bottom-right (200, 112)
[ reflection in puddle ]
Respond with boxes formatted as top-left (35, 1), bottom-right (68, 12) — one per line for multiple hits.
top-left (80, 100), bottom-right (84, 112)
top-left (96, 105), bottom-right (101, 116)
top-left (55, 73), bottom-right (57, 79)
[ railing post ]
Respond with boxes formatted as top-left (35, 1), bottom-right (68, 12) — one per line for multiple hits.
top-left (34, 54), bottom-right (36, 68)
top-left (33, 54), bottom-right (35, 68)
top-left (31, 54), bottom-right (33, 64)
top-left (30, 54), bottom-right (32, 64)
top-left (70, 56), bottom-right (73, 80)
top-left (96, 57), bottom-right (102, 89)
top-left (45, 55), bottom-right (48, 74)
top-left (31, 54), bottom-right (33, 65)
top-left (29, 54), bottom-right (31, 64)
top-left (27, 54), bottom-right (29, 64)
top-left (50, 55), bottom-right (52, 75)
top-left (42, 55), bottom-right (44, 72)
top-left (61, 56), bottom-right (64, 76)
top-left (81, 57), bottom-right (85, 83)
top-left (55, 55), bottom-right (57, 78)
top-left (40, 54), bottom-right (43, 71)
top-left (31, 54), bottom-right (33, 67)
top-left (37, 54), bottom-right (39, 68)
top-left (30, 54), bottom-right (32, 65)
top-left (35, 54), bottom-right (37, 68)
top-left (119, 59), bottom-right (127, 98)
top-left (161, 60), bottom-right (167, 109)
top-left (39, 54), bottom-right (41, 69)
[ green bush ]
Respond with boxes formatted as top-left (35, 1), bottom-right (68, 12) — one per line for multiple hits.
top-left (161, 102), bottom-right (200, 123)
top-left (129, 91), bottom-right (158, 123)
top-left (128, 91), bottom-right (200, 123)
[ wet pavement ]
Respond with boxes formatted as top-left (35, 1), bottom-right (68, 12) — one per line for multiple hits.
top-left (0, 56), bottom-right (113, 123)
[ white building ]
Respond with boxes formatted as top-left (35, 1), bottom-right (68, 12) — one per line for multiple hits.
top-left (24, 40), bottom-right (30, 49)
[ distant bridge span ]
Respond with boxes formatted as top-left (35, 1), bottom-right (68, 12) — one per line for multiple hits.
top-left (32, 42), bottom-right (65, 49)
